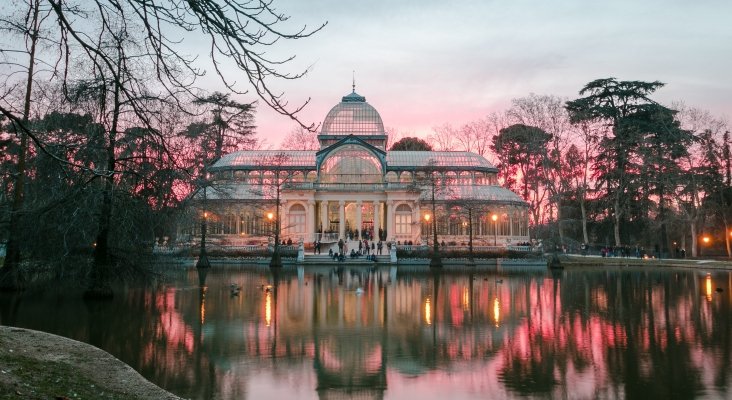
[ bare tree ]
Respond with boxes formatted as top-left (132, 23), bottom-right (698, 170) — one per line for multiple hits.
top-left (248, 152), bottom-right (293, 267)
top-left (674, 103), bottom-right (729, 257)
top-left (0, 0), bottom-right (48, 287)
top-left (427, 124), bottom-right (459, 151)
top-left (0, 0), bottom-right (323, 283)
top-left (507, 94), bottom-right (571, 242)
top-left (280, 126), bottom-right (319, 150)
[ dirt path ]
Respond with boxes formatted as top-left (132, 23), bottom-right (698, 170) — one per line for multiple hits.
top-left (0, 326), bottom-right (182, 400)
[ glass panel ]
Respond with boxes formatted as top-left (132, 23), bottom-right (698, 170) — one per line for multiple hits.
top-left (319, 144), bottom-right (383, 183)
top-left (321, 102), bottom-right (385, 135)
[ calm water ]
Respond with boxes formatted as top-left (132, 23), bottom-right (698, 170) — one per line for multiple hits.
top-left (1, 264), bottom-right (731, 400)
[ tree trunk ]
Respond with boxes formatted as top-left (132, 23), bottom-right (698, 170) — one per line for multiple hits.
top-left (724, 218), bottom-right (731, 258)
top-left (88, 48), bottom-right (123, 297)
top-left (613, 196), bottom-right (622, 246)
top-left (1, 0), bottom-right (40, 290)
top-left (580, 196), bottom-right (589, 245)
top-left (556, 199), bottom-right (565, 245)
top-left (690, 221), bottom-right (698, 258)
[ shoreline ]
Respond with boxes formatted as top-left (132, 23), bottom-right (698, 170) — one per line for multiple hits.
top-left (559, 254), bottom-right (732, 270)
top-left (0, 326), bottom-right (181, 400)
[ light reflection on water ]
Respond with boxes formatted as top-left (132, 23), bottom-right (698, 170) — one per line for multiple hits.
top-left (1, 265), bottom-right (731, 400)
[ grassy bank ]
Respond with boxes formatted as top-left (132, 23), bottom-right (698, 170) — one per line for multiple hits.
top-left (0, 327), bottom-right (180, 400)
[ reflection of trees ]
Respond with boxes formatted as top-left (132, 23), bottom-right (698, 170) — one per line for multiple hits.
top-left (2, 268), bottom-right (730, 399)
top-left (500, 333), bottom-right (556, 394)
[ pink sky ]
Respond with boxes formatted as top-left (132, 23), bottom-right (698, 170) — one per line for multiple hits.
top-left (200, 0), bottom-right (732, 148)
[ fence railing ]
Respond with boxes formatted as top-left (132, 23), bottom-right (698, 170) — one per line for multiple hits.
top-left (396, 244), bottom-right (535, 253)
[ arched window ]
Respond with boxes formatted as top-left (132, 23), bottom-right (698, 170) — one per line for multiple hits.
top-left (319, 144), bottom-right (382, 183)
top-left (459, 171), bottom-right (471, 185)
top-left (399, 171), bottom-right (412, 183)
top-left (474, 172), bottom-right (485, 185)
top-left (291, 171), bottom-right (304, 182)
top-left (520, 211), bottom-right (529, 236)
top-left (385, 171), bottom-right (398, 182)
top-left (247, 171), bottom-right (261, 184)
top-left (223, 213), bottom-right (237, 234)
top-left (395, 203), bottom-right (412, 235)
top-left (288, 203), bottom-right (306, 234)
top-left (500, 213), bottom-right (509, 236)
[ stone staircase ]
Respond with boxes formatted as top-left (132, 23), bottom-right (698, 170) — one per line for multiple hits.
top-left (301, 253), bottom-right (391, 265)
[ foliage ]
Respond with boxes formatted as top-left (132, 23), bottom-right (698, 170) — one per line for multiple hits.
top-left (390, 136), bottom-right (433, 151)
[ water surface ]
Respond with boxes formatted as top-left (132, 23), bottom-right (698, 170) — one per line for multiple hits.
top-left (1, 265), bottom-right (730, 400)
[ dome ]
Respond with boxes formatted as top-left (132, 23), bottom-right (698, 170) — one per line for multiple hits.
top-left (320, 91), bottom-right (385, 136)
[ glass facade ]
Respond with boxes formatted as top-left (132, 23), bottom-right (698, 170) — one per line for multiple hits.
top-left (189, 88), bottom-right (530, 247)
top-left (319, 144), bottom-right (383, 183)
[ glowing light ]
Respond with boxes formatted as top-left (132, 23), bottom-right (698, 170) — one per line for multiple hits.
top-left (702, 236), bottom-right (710, 244)
top-left (493, 297), bottom-right (500, 327)
top-left (706, 274), bottom-right (713, 302)
top-left (424, 214), bottom-right (431, 222)
top-left (491, 214), bottom-right (498, 222)
top-left (424, 297), bottom-right (432, 325)
top-left (267, 212), bottom-right (274, 220)
top-left (462, 287), bottom-right (470, 310)
top-left (265, 290), bottom-right (272, 326)
top-left (200, 286), bottom-right (207, 325)
top-left (203, 211), bottom-right (208, 219)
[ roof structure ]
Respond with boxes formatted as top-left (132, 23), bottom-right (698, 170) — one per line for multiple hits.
top-left (211, 149), bottom-right (498, 171)
top-left (386, 151), bottom-right (497, 170)
top-left (320, 91), bottom-right (385, 136)
top-left (438, 185), bottom-right (527, 205)
top-left (212, 151), bottom-right (316, 170)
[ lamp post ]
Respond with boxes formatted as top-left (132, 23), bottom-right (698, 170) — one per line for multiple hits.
top-left (424, 213), bottom-right (431, 246)
top-left (196, 174), bottom-right (211, 269)
top-left (491, 214), bottom-right (498, 247)
top-left (701, 235), bottom-right (710, 257)
top-left (269, 211), bottom-right (282, 267)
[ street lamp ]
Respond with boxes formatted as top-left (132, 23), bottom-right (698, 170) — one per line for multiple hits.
top-left (196, 174), bottom-right (211, 269)
top-left (268, 211), bottom-right (282, 267)
top-left (491, 214), bottom-right (498, 247)
top-left (700, 235), bottom-right (711, 257)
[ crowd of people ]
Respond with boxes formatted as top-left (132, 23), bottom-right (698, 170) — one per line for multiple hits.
top-left (320, 238), bottom-right (386, 262)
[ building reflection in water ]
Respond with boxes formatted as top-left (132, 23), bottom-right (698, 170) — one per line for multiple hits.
top-left (1, 266), bottom-right (731, 400)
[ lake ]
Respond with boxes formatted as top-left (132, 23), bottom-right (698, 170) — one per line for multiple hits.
top-left (1, 264), bottom-right (730, 399)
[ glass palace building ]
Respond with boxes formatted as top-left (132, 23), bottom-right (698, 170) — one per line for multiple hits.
top-left (198, 89), bottom-right (529, 247)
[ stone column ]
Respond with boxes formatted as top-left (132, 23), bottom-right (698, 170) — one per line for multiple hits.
top-left (339, 200), bottom-right (345, 240)
top-left (414, 202), bottom-right (420, 239)
top-left (320, 201), bottom-right (328, 236)
top-left (307, 200), bottom-right (315, 242)
top-left (373, 201), bottom-right (380, 242)
top-left (356, 200), bottom-right (362, 240)
top-left (509, 209), bottom-right (514, 237)
top-left (281, 201), bottom-right (289, 238)
top-left (386, 201), bottom-right (394, 242)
